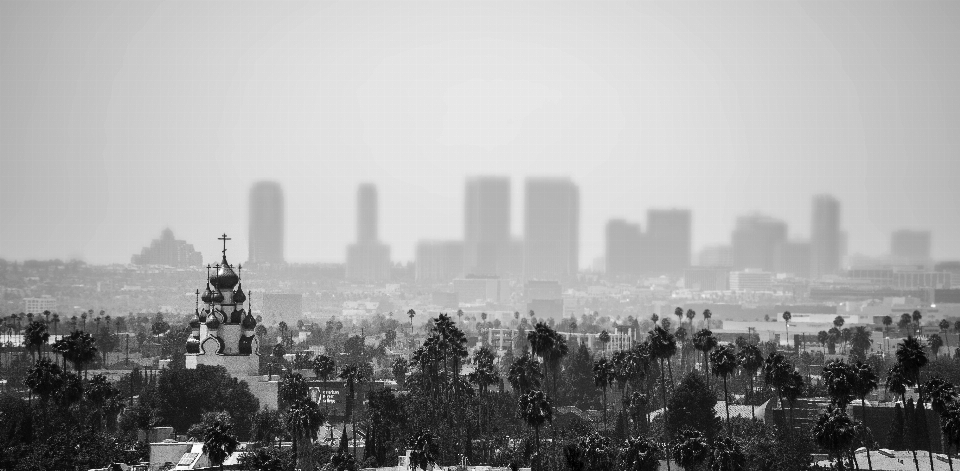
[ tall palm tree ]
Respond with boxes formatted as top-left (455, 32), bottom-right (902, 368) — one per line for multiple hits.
top-left (648, 326), bottom-right (677, 471)
top-left (285, 397), bottom-right (324, 470)
top-left (508, 352), bottom-right (542, 394)
top-left (711, 436), bottom-right (746, 471)
top-left (528, 322), bottom-right (556, 381)
top-left (940, 403), bottom-right (960, 471)
top-left (850, 361), bottom-right (878, 471)
top-left (674, 307), bottom-right (684, 331)
top-left (598, 330), bottom-right (611, 357)
top-left (692, 329), bottom-right (718, 386)
top-left (23, 321), bottom-right (49, 362)
top-left (593, 358), bottom-right (615, 432)
top-left (911, 310), bottom-right (923, 337)
top-left (929, 334), bottom-right (944, 358)
top-left (702, 309), bottom-right (712, 330)
top-left (54, 330), bottom-right (97, 377)
top-left (737, 343), bottom-right (764, 418)
top-left (685, 309), bottom-right (696, 330)
top-left (517, 390), bottom-right (552, 470)
top-left (882, 316), bottom-right (893, 352)
top-left (940, 319), bottom-right (952, 352)
top-left (311, 354), bottom-right (336, 430)
top-left (885, 363), bottom-right (908, 404)
top-left (813, 406), bottom-right (858, 471)
top-left (782, 311), bottom-right (792, 348)
top-left (710, 344), bottom-right (739, 432)
top-left (896, 336), bottom-right (929, 401)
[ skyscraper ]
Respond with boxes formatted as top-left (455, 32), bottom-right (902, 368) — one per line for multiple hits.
top-left (731, 214), bottom-right (787, 271)
top-left (346, 183), bottom-right (391, 282)
top-left (464, 177), bottom-right (511, 276)
top-left (891, 229), bottom-right (931, 264)
top-left (248, 181), bottom-right (284, 265)
top-left (811, 195), bottom-right (841, 278)
top-left (524, 178), bottom-right (579, 281)
top-left (643, 209), bottom-right (691, 275)
top-left (605, 219), bottom-right (642, 276)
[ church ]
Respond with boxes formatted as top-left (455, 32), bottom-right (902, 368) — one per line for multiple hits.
top-left (185, 234), bottom-right (261, 377)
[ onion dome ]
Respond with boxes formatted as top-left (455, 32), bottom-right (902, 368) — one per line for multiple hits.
top-left (186, 336), bottom-right (201, 354)
top-left (232, 284), bottom-right (247, 304)
top-left (206, 312), bottom-right (222, 329)
top-left (210, 256), bottom-right (239, 290)
top-left (201, 284), bottom-right (214, 303)
top-left (241, 312), bottom-right (257, 330)
top-left (189, 318), bottom-right (201, 330)
top-left (210, 289), bottom-right (225, 304)
top-left (199, 308), bottom-right (209, 322)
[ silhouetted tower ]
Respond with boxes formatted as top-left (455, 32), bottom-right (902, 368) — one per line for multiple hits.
top-left (643, 209), bottom-right (692, 275)
top-left (731, 214), bottom-right (787, 271)
top-left (357, 183), bottom-right (378, 244)
top-left (811, 195), bottom-right (841, 277)
top-left (606, 219), bottom-right (642, 276)
top-left (464, 176), bottom-right (511, 276)
top-left (346, 183), bottom-right (391, 282)
top-left (524, 178), bottom-right (579, 282)
top-left (248, 181), bottom-right (285, 265)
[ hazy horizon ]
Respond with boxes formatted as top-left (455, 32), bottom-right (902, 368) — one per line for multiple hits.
top-left (3, 1), bottom-right (959, 265)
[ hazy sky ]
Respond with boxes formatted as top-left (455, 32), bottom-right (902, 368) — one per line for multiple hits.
top-left (2, 1), bottom-right (959, 265)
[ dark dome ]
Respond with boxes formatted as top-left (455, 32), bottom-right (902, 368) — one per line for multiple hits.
top-left (186, 336), bottom-right (201, 354)
top-left (201, 284), bottom-right (214, 303)
top-left (189, 318), bottom-right (201, 329)
top-left (199, 308), bottom-right (209, 322)
top-left (210, 256), bottom-right (239, 290)
top-left (210, 289), bottom-right (225, 304)
top-left (206, 312), bottom-right (222, 329)
top-left (241, 312), bottom-right (257, 330)
top-left (233, 284), bottom-right (247, 304)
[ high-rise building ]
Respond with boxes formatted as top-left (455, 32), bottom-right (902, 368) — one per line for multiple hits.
top-left (643, 209), bottom-right (691, 276)
top-left (731, 214), bottom-right (787, 271)
top-left (131, 228), bottom-right (203, 267)
top-left (773, 240), bottom-right (811, 278)
top-left (415, 240), bottom-right (464, 284)
top-left (464, 177), bottom-right (511, 276)
top-left (605, 219), bottom-right (643, 276)
top-left (248, 182), bottom-right (285, 265)
top-left (524, 178), bottom-right (579, 281)
top-left (891, 229), bottom-right (931, 264)
top-left (346, 184), bottom-right (391, 283)
top-left (811, 195), bottom-right (841, 278)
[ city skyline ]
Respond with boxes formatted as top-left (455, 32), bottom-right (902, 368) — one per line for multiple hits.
top-left (3, 1), bottom-right (960, 265)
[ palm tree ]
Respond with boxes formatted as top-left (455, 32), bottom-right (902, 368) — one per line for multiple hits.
top-left (737, 343), bottom-right (764, 418)
top-left (671, 428), bottom-right (710, 471)
top-left (685, 309), bottom-right (696, 330)
top-left (895, 336), bottom-right (929, 401)
top-left (593, 358), bottom-right (615, 431)
top-left (702, 309), bottom-right (712, 330)
top-left (508, 353), bottom-right (542, 394)
top-left (409, 431), bottom-right (440, 471)
top-left (285, 397), bottom-right (324, 470)
top-left (674, 307), bottom-right (684, 331)
top-left (23, 321), bottom-right (49, 361)
top-left (955, 321), bottom-right (960, 352)
top-left (194, 412), bottom-right (239, 471)
top-left (885, 363), bottom-right (908, 404)
top-left (813, 406), bottom-right (858, 471)
top-left (882, 316), bottom-right (893, 352)
top-left (598, 330), bottom-right (611, 357)
top-left (54, 330), bottom-right (97, 377)
top-left (24, 357), bottom-right (64, 403)
top-left (517, 390), bottom-right (552, 470)
top-left (710, 344), bottom-right (739, 432)
top-left (782, 311), bottom-right (792, 348)
top-left (339, 364), bottom-right (366, 458)
top-left (940, 403), bottom-right (960, 471)
top-left (407, 308), bottom-right (416, 339)
top-left (311, 354), bottom-right (335, 428)
top-left (711, 436), bottom-right (746, 471)
top-left (692, 329), bottom-right (718, 386)
top-left (940, 319), bottom-right (951, 352)
top-left (911, 310), bottom-right (923, 337)
top-left (456, 308), bottom-right (464, 325)
top-left (528, 322), bottom-right (556, 381)
top-left (850, 361), bottom-right (878, 471)
top-left (622, 436), bottom-right (661, 471)
top-left (929, 334), bottom-right (944, 358)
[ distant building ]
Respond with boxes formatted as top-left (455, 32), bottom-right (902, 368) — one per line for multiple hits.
top-left (464, 176), bottom-right (512, 277)
top-left (684, 267), bottom-right (730, 291)
top-left (261, 293), bottom-right (303, 325)
top-left (729, 269), bottom-right (775, 292)
top-left (453, 276), bottom-right (508, 304)
top-left (524, 178), bottom-right (579, 282)
top-left (22, 296), bottom-right (57, 314)
top-left (731, 214), bottom-right (787, 272)
top-left (891, 229), bottom-right (931, 265)
top-left (559, 329), bottom-right (635, 356)
top-left (605, 219), bottom-right (643, 276)
top-left (527, 299), bottom-right (564, 321)
top-left (935, 261), bottom-right (960, 287)
top-left (847, 267), bottom-right (951, 289)
top-left (643, 209), bottom-right (692, 276)
top-left (773, 240), bottom-right (811, 278)
top-left (525, 280), bottom-right (562, 302)
top-left (699, 245), bottom-right (733, 267)
top-left (131, 228), bottom-right (203, 267)
top-left (248, 182), bottom-right (285, 265)
top-left (346, 184), bottom-right (391, 283)
top-left (811, 195), bottom-right (841, 278)
top-left (415, 240), bottom-right (464, 283)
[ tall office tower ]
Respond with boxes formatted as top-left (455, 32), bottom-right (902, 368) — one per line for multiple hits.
top-left (464, 177), bottom-right (511, 276)
top-left (346, 184), bottom-right (391, 282)
top-left (643, 209), bottom-right (692, 275)
top-left (524, 178), bottom-right (579, 281)
top-left (811, 195), bottom-right (841, 278)
top-left (731, 214), bottom-right (788, 271)
top-left (357, 183), bottom-right (378, 244)
top-left (605, 219), bottom-right (642, 276)
top-left (891, 229), bottom-right (932, 264)
top-left (773, 240), bottom-right (811, 278)
top-left (248, 181), bottom-right (285, 265)
top-left (415, 240), bottom-right (464, 284)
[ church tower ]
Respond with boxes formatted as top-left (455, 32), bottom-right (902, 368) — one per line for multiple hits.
top-left (185, 234), bottom-right (261, 376)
